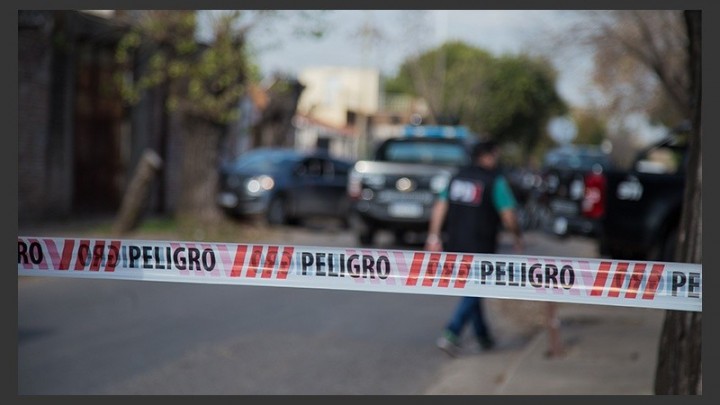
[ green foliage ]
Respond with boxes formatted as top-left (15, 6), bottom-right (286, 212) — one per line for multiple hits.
top-left (386, 41), bottom-right (566, 159)
top-left (115, 11), bottom-right (254, 124)
top-left (484, 55), bottom-right (567, 151)
top-left (572, 109), bottom-right (607, 146)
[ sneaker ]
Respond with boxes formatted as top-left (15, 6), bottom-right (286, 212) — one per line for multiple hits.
top-left (436, 332), bottom-right (461, 357)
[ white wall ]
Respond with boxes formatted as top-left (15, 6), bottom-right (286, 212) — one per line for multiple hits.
top-left (297, 66), bottom-right (380, 128)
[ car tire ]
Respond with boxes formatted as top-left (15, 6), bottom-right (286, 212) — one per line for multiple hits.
top-left (359, 228), bottom-right (376, 246)
top-left (267, 197), bottom-right (287, 225)
top-left (393, 230), bottom-right (407, 245)
top-left (649, 226), bottom-right (679, 262)
top-left (340, 216), bottom-right (351, 230)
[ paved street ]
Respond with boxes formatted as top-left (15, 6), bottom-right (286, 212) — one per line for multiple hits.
top-left (18, 220), bottom-right (663, 394)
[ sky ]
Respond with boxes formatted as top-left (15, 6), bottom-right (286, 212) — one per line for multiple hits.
top-left (240, 10), bottom-right (598, 109)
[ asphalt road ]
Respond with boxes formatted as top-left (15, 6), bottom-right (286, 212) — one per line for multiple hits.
top-left (18, 222), bottom-right (599, 394)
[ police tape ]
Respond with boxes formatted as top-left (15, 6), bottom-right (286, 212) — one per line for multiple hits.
top-left (17, 236), bottom-right (702, 312)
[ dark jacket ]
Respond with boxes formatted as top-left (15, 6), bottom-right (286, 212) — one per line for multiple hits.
top-left (445, 165), bottom-right (501, 254)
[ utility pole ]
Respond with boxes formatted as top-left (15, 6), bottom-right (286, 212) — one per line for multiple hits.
top-left (355, 11), bottom-right (384, 159)
top-left (435, 10), bottom-right (448, 122)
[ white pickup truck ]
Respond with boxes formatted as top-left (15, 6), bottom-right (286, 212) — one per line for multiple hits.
top-left (346, 126), bottom-right (475, 246)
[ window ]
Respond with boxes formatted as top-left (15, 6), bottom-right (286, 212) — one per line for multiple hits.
top-left (379, 141), bottom-right (469, 166)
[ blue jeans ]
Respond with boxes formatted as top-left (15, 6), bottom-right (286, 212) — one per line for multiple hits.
top-left (445, 296), bottom-right (490, 342)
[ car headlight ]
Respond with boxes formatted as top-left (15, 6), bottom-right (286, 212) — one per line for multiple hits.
top-left (430, 174), bottom-right (449, 193)
top-left (246, 175), bottom-right (275, 195)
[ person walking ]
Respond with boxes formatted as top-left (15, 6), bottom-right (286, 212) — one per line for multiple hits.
top-left (425, 139), bottom-right (524, 357)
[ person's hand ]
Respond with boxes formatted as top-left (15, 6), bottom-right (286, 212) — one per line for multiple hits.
top-left (425, 233), bottom-right (442, 252)
top-left (513, 237), bottom-right (524, 254)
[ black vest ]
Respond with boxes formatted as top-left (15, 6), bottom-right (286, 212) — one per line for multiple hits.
top-left (445, 166), bottom-right (501, 254)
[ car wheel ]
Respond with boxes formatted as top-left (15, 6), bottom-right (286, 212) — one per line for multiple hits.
top-left (393, 230), bottom-right (407, 245)
top-left (359, 228), bottom-right (376, 246)
top-left (649, 226), bottom-right (679, 262)
top-left (267, 197), bottom-right (287, 225)
top-left (340, 216), bottom-right (351, 230)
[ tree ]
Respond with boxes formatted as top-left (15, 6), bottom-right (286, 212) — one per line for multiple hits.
top-left (114, 11), bottom-right (325, 231)
top-left (562, 10), bottom-right (701, 394)
top-left (386, 41), bottom-right (493, 125)
top-left (386, 41), bottom-right (566, 160)
top-left (115, 11), bottom-right (256, 230)
top-left (653, 10), bottom-right (702, 395)
top-left (482, 54), bottom-right (567, 156)
top-left (571, 108), bottom-right (607, 146)
top-left (564, 11), bottom-right (688, 129)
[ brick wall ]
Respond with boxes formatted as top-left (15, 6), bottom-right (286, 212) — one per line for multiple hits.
top-left (18, 13), bottom-right (53, 223)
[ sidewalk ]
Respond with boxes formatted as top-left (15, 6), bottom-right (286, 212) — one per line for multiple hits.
top-left (424, 300), bottom-right (665, 395)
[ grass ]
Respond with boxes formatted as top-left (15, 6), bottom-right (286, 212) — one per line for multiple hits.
top-left (19, 213), bottom-right (277, 244)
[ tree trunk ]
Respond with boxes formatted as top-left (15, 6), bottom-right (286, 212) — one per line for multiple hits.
top-left (176, 114), bottom-right (226, 236)
top-left (112, 149), bottom-right (163, 236)
top-left (654, 10), bottom-right (702, 395)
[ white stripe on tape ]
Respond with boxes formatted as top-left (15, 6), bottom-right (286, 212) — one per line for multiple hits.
top-left (17, 236), bottom-right (702, 312)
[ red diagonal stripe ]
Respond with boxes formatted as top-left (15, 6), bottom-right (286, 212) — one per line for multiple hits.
top-left (421, 253), bottom-right (442, 287)
top-left (405, 252), bottom-right (425, 286)
top-left (58, 239), bottom-right (75, 270)
top-left (608, 262), bottom-right (629, 297)
top-left (453, 255), bottom-right (473, 289)
top-left (276, 247), bottom-right (295, 280)
top-left (246, 245), bottom-right (264, 278)
top-left (230, 245), bottom-right (248, 277)
top-left (261, 246), bottom-right (279, 279)
top-left (42, 239), bottom-right (67, 270)
top-left (642, 263), bottom-right (666, 300)
top-left (437, 254), bottom-right (457, 288)
top-left (624, 263), bottom-right (647, 299)
top-left (590, 261), bottom-right (613, 296)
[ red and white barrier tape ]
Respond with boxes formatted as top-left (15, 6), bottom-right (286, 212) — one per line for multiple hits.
top-left (17, 236), bottom-right (701, 312)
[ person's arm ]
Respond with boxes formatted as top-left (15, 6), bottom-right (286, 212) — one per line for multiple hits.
top-left (494, 176), bottom-right (524, 253)
top-left (500, 208), bottom-right (524, 253)
top-left (425, 199), bottom-right (448, 252)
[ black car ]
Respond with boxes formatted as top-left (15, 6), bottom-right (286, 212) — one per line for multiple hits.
top-left (540, 145), bottom-right (613, 237)
top-left (217, 148), bottom-right (354, 225)
top-left (599, 130), bottom-right (688, 261)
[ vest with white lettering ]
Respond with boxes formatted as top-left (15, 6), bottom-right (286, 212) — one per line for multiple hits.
top-left (445, 166), bottom-right (501, 254)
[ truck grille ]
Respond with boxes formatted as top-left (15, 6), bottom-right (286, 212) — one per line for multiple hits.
top-left (377, 190), bottom-right (434, 204)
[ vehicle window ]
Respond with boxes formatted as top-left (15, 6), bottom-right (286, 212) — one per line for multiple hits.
top-left (295, 158), bottom-right (323, 177)
top-left (634, 133), bottom-right (688, 175)
top-left (635, 146), bottom-right (685, 174)
top-left (322, 159), bottom-right (335, 179)
top-left (232, 149), bottom-right (298, 171)
top-left (543, 148), bottom-right (610, 171)
top-left (334, 161), bottom-right (350, 177)
top-left (379, 141), bottom-right (469, 165)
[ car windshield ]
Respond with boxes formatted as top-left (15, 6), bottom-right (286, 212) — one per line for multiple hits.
top-left (232, 149), bottom-right (299, 172)
top-left (544, 148), bottom-right (610, 171)
top-left (379, 141), bottom-right (469, 165)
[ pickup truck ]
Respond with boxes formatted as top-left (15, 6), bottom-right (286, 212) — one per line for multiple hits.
top-left (347, 126), bottom-right (475, 246)
top-left (598, 130), bottom-right (688, 261)
top-left (539, 145), bottom-right (613, 238)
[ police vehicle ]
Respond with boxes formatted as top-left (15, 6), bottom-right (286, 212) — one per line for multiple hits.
top-left (347, 125), bottom-right (476, 245)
